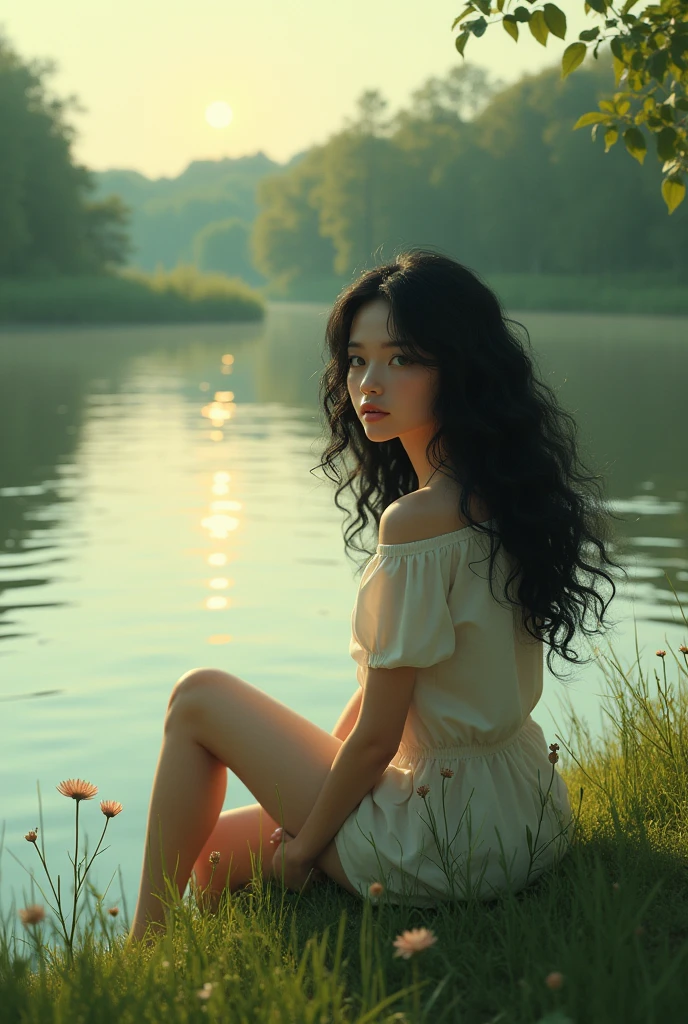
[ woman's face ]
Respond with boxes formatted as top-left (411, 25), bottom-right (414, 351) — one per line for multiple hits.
top-left (346, 298), bottom-right (439, 445)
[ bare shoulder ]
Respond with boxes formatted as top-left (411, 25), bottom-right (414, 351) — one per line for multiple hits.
top-left (379, 481), bottom-right (490, 546)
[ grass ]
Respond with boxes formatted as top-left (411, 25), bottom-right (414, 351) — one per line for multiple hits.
top-left (0, 265), bottom-right (265, 325)
top-left (1, 582), bottom-right (687, 1023)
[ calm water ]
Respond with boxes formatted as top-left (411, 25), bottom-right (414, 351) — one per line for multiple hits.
top-left (1, 302), bottom-right (686, 924)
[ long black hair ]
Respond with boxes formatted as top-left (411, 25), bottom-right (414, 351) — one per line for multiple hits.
top-left (314, 247), bottom-right (629, 680)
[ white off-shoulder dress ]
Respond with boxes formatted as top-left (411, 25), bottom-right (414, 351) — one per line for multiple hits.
top-left (333, 519), bottom-right (574, 906)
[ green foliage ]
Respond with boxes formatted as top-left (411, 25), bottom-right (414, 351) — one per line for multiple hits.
top-left (0, 31), bottom-right (133, 274)
top-left (250, 59), bottom-right (688, 286)
top-left (192, 217), bottom-right (253, 278)
top-left (0, 267), bottom-right (265, 324)
top-left (251, 144), bottom-right (339, 287)
top-left (452, 0), bottom-right (688, 213)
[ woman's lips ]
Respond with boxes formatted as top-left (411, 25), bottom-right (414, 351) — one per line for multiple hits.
top-left (363, 411), bottom-right (389, 421)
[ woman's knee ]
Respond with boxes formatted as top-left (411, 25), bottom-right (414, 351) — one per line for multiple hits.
top-left (166, 667), bottom-right (225, 721)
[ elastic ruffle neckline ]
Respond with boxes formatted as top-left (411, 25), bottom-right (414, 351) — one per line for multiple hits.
top-left (376, 518), bottom-right (496, 556)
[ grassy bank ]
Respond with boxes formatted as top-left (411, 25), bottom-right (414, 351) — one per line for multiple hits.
top-left (260, 271), bottom-right (688, 316)
top-left (1, 269), bottom-right (686, 326)
top-left (2, 587), bottom-right (688, 1022)
top-left (0, 266), bottom-right (265, 325)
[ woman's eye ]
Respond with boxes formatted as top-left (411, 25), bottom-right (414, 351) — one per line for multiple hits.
top-left (347, 355), bottom-right (411, 367)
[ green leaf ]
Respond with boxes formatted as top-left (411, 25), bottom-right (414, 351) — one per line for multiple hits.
top-left (586, 0), bottom-right (608, 13)
top-left (455, 30), bottom-right (470, 57)
top-left (670, 34), bottom-right (688, 58)
top-left (514, 5), bottom-right (531, 22)
top-left (656, 126), bottom-right (677, 162)
top-left (529, 10), bottom-right (549, 46)
top-left (610, 36), bottom-right (625, 62)
top-left (562, 42), bottom-right (587, 79)
top-left (646, 49), bottom-right (669, 83)
top-left (604, 128), bottom-right (618, 152)
top-left (579, 27), bottom-right (600, 42)
top-left (451, 7), bottom-right (474, 30)
top-left (661, 175), bottom-right (685, 215)
top-left (543, 4), bottom-right (567, 40)
top-left (503, 15), bottom-right (519, 43)
top-left (572, 110), bottom-right (614, 129)
top-left (471, 15), bottom-right (488, 38)
top-left (525, 824), bottom-right (533, 853)
top-left (611, 54), bottom-right (626, 84)
top-left (623, 126), bottom-right (647, 164)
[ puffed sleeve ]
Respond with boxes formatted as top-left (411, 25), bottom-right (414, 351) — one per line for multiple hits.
top-left (349, 547), bottom-right (456, 670)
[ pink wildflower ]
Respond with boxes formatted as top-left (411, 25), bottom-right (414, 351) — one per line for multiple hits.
top-left (56, 779), bottom-right (98, 801)
top-left (100, 800), bottom-right (123, 818)
top-left (392, 927), bottom-right (437, 959)
top-left (19, 904), bottom-right (45, 927)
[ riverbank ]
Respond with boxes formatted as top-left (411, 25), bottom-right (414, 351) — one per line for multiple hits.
top-left (3, 599), bottom-right (687, 1021)
top-left (260, 270), bottom-right (688, 316)
top-left (0, 266), bottom-right (265, 325)
top-left (1, 268), bottom-right (686, 325)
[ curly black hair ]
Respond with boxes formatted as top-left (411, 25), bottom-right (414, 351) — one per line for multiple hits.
top-left (313, 247), bottom-right (629, 680)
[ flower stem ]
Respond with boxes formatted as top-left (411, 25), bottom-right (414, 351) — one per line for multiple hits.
top-left (412, 957), bottom-right (420, 1021)
top-left (79, 821), bottom-right (110, 891)
top-left (31, 844), bottom-right (70, 944)
top-left (68, 799), bottom-right (81, 954)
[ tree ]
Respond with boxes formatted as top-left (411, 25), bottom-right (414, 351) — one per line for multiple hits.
top-left (193, 217), bottom-right (251, 278)
top-left (251, 145), bottom-right (337, 289)
top-left (407, 63), bottom-right (506, 123)
top-left (80, 195), bottom-right (133, 271)
top-left (452, 0), bottom-right (688, 213)
top-left (0, 31), bottom-right (133, 275)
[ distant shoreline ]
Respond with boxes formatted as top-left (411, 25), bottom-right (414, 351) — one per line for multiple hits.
top-left (262, 271), bottom-right (688, 317)
top-left (0, 267), bottom-right (266, 327)
top-left (0, 270), bottom-right (686, 325)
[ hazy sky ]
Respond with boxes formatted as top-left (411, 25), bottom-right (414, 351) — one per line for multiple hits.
top-left (5, 1), bottom-right (596, 180)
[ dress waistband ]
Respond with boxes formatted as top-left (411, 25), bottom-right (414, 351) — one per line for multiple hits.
top-left (396, 715), bottom-right (538, 762)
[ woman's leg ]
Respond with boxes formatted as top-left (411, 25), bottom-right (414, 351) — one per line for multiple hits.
top-left (190, 802), bottom-right (282, 912)
top-left (128, 667), bottom-right (358, 942)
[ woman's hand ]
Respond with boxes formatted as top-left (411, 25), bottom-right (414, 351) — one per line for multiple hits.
top-left (269, 827), bottom-right (325, 893)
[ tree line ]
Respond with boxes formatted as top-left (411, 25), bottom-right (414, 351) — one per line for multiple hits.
top-left (1, 29), bottom-right (686, 290)
top-left (249, 57), bottom-right (687, 293)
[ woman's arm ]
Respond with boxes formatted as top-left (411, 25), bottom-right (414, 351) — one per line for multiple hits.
top-left (330, 687), bottom-right (363, 742)
top-left (291, 728), bottom-right (392, 866)
top-left (293, 665), bottom-right (413, 865)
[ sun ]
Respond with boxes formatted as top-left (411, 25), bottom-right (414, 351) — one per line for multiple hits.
top-left (205, 101), bottom-right (233, 129)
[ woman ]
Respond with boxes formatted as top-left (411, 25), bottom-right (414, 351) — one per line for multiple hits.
top-left (128, 248), bottom-right (626, 942)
